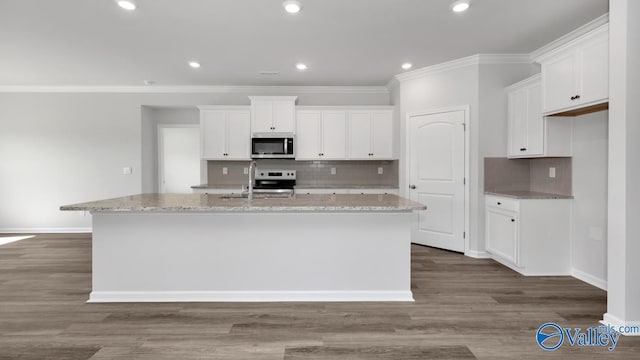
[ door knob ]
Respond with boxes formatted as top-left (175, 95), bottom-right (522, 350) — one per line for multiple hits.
top-left (409, 185), bottom-right (417, 190)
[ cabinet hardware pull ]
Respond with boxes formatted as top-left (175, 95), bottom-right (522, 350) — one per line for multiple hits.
top-left (497, 202), bottom-right (501, 205)
top-left (575, 95), bottom-right (580, 99)
top-left (571, 96), bottom-right (576, 100)
top-left (520, 148), bottom-right (526, 151)
top-left (409, 185), bottom-right (417, 190)
top-left (511, 219), bottom-right (515, 222)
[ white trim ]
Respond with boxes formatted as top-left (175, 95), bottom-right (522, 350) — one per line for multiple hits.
top-left (394, 54), bottom-right (530, 83)
top-left (296, 105), bottom-right (395, 111)
top-left (534, 23), bottom-right (609, 64)
top-left (405, 105), bottom-right (471, 254)
top-left (465, 250), bottom-right (491, 259)
top-left (571, 268), bottom-right (607, 290)
top-left (0, 228), bottom-right (92, 234)
top-left (530, 13), bottom-right (610, 61)
top-left (0, 85), bottom-right (389, 94)
top-left (505, 73), bottom-right (542, 92)
top-left (197, 105), bottom-right (250, 111)
top-left (88, 290), bottom-right (415, 303)
top-left (601, 313), bottom-right (640, 337)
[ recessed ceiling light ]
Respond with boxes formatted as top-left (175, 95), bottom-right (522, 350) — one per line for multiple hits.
top-left (451, 0), bottom-right (471, 12)
top-left (283, 0), bottom-right (302, 14)
top-left (116, 0), bottom-right (136, 11)
top-left (296, 63), bottom-right (308, 70)
top-left (188, 61), bottom-right (201, 69)
top-left (402, 63), bottom-right (413, 70)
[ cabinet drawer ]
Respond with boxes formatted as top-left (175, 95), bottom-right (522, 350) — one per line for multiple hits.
top-left (485, 195), bottom-right (519, 212)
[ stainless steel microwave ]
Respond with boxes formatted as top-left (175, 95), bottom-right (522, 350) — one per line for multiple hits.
top-left (251, 133), bottom-right (295, 159)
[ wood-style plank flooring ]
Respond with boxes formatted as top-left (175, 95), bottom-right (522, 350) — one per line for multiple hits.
top-left (0, 234), bottom-right (638, 359)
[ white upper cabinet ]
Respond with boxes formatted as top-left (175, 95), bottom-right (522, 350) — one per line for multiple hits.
top-left (295, 110), bottom-right (346, 160)
top-left (506, 75), bottom-right (572, 159)
top-left (536, 24), bottom-right (609, 115)
top-left (295, 106), bottom-right (394, 161)
top-left (249, 96), bottom-right (297, 133)
top-left (199, 106), bottom-right (251, 160)
top-left (347, 110), bottom-right (394, 160)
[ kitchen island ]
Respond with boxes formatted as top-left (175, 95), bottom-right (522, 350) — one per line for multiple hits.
top-left (61, 193), bottom-right (425, 303)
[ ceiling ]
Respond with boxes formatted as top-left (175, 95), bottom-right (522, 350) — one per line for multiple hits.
top-left (0, 0), bottom-right (608, 87)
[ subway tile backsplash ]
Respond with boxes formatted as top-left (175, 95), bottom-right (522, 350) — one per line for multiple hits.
top-left (207, 160), bottom-right (399, 187)
top-left (484, 157), bottom-right (572, 196)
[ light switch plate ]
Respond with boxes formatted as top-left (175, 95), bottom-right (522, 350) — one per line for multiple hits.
top-left (222, 167), bottom-right (228, 175)
top-left (378, 167), bottom-right (384, 175)
top-left (122, 167), bottom-right (132, 175)
top-left (243, 167), bottom-right (249, 175)
top-left (331, 167), bottom-right (336, 175)
top-left (549, 167), bottom-right (556, 178)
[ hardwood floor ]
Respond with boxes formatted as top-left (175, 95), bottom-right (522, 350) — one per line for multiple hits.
top-left (0, 234), bottom-right (638, 359)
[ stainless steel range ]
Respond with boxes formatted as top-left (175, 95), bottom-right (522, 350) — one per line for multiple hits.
top-left (252, 169), bottom-right (296, 197)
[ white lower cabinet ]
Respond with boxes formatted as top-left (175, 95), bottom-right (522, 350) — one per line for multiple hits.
top-left (485, 195), bottom-right (571, 276)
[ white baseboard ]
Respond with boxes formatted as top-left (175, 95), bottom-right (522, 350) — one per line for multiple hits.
top-left (88, 290), bottom-right (415, 303)
top-left (601, 313), bottom-right (640, 336)
top-left (571, 268), bottom-right (607, 290)
top-left (465, 250), bottom-right (491, 259)
top-left (0, 227), bottom-right (92, 234)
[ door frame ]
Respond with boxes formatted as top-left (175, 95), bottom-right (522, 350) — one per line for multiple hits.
top-left (157, 124), bottom-right (203, 193)
top-left (405, 105), bottom-right (470, 254)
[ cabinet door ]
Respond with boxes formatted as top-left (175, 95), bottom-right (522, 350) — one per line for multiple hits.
top-left (578, 32), bottom-right (609, 106)
top-left (508, 89), bottom-right (528, 157)
top-left (296, 111), bottom-right (322, 159)
top-left (371, 111), bottom-right (393, 159)
top-left (252, 100), bottom-right (273, 133)
top-left (525, 84), bottom-right (544, 156)
top-left (542, 53), bottom-right (578, 114)
top-left (273, 100), bottom-right (295, 133)
top-left (200, 111), bottom-right (227, 159)
top-left (486, 207), bottom-right (518, 266)
top-left (321, 111), bottom-right (347, 159)
top-left (226, 111), bottom-right (251, 160)
top-left (348, 112), bottom-right (372, 159)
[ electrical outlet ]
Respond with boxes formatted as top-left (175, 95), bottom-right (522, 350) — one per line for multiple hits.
top-left (331, 167), bottom-right (336, 175)
top-left (122, 167), bottom-right (132, 175)
top-left (222, 167), bottom-right (228, 175)
top-left (549, 167), bottom-right (556, 178)
top-left (243, 167), bottom-right (249, 175)
top-left (378, 167), bottom-right (384, 175)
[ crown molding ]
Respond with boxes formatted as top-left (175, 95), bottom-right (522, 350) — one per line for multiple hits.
top-left (530, 13), bottom-right (609, 62)
top-left (0, 85), bottom-right (390, 94)
top-left (392, 53), bottom-right (531, 84)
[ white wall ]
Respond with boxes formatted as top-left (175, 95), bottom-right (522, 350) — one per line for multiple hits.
top-left (398, 62), bottom-right (534, 255)
top-left (606, 0), bottom-right (640, 326)
top-left (0, 90), bottom-right (389, 231)
top-left (571, 111), bottom-right (608, 289)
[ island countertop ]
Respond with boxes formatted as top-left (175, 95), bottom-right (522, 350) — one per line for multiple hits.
top-left (60, 193), bottom-right (426, 213)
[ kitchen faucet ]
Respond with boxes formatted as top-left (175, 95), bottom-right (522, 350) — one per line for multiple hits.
top-left (248, 160), bottom-right (257, 200)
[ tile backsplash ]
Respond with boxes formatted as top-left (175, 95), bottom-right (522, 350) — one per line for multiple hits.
top-left (484, 157), bottom-right (572, 196)
top-left (207, 160), bottom-right (398, 187)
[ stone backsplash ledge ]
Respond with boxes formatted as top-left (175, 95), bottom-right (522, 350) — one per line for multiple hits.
top-left (484, 157), bottom-right (572, 196)
top-left (207, 159), bottom-right (399, 188)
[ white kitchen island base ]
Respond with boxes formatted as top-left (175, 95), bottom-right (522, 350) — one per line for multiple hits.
top-left (89, 211), bottom-right (414, 302)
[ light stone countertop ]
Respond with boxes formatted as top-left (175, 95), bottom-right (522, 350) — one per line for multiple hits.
top-left (484, 190), bottom-right (574, 199)
top-left (190, 184), bottom-right (243, 190)
top-left (60, 193), bottom-right (426, 213)
top-left (294, 185), bottom-right (399, 190)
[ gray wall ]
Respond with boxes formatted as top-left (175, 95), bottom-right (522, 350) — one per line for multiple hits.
top-left (0, 90), bottom-right (389, 231)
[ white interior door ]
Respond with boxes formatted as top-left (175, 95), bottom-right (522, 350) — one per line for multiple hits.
top-left (159, 126), bottom-right (200, 193)
top-left (408, 110), bottom-right (465, 252)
